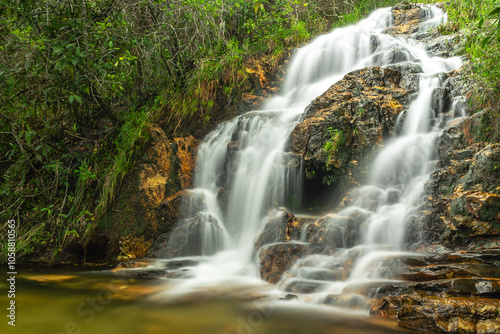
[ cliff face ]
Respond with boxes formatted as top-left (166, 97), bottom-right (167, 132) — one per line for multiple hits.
top-left (421, 113), bottom-right (500, 250)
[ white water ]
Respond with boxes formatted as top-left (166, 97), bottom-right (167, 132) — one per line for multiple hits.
top-left (156, 5), bottom-right (463, 304)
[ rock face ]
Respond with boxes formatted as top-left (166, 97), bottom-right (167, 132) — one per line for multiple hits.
top-left (290, 66), bottom-right (413, 209)
top-left (371, 295), bottom-right (500, 334)
top-left (351, 249), bottom-right (500, 334)
top-left (383, 2), bottom-right (433, 36)
top-left (417, 114), bottom-right (500, 250)
top-left (99, 124), bottom-right (198, 262)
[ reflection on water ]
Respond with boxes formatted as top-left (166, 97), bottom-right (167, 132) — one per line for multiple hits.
top-left (0, 270), bottom-right (413, 334)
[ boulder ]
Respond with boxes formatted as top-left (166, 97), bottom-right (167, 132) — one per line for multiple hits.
top-left (382, 3), bottom-right (433, 36)
top-left (290, 66), bottom-right (412, 210)
top-left (151, 212), bottom-right (225, 258)
top-left (303, 214), bottom-right (345, 254)
top-left (258, 242), bottom-right (307, 283)
top-left (253, 209), bottom-right (302, 252)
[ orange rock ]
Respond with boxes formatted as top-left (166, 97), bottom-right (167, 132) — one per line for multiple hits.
top-left (98, 123), bottom-right (199, 263)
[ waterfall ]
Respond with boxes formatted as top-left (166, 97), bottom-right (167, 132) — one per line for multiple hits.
top-left (154, 5), bottom-right (463, 301)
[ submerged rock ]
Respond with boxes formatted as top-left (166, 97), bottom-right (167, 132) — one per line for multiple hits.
top-left (151, 213), bottom-right (225, 258)
top-left (324, 293), bottom-right (372, 310)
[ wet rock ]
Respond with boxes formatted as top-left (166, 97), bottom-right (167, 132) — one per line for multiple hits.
top-left (151, 213), bottom-right (225, 258)
top-left (117, 268), bottom-right (169, 279)
top-left (279, 293), bottom-right (298, 301)
top-left (117, 235), bottom-right (153, 261)
top-left (342, 280), bottom-right (414, 298)
top-left (432, 87), bottom-right (452, 115)
top-left (258, 242), bottom-right (307, 284)
top-left (254, 209), bottom-right (302, 252)
top-left (280, 277), bottom-right (330, 294)
top-left (99, 124), bottom-right (198, 262)
top-left (303, 215), bottom-right (345, 254)
top-left (393, 263), bottom-right (500, 282)
top-left (283, 254), bottom-right (349, 283)
top-left (382, 3), bottom-right (432, 36)
top-left (370, 295), bottom-right (500, 334)
top-left (386, 62), bottom-right (421, 91)
top-left (422, 33), bottom-right (464, 58)
top-left (290, 66), bottom-right (411, 210)
top-left (344, 278), bottom-right (500, 299)
top-left (463, 145), bottom-right (500, 194)
top-left (324, 293), bottom-right (371, 310)
top-left (419, 107), bottom-right (500, 249)
top-left (160, 258), bottom-right (201, 269)
top-left (403, 250), bottom-right (500, 268)
top-left (344, 213), bottom-right (369, 248)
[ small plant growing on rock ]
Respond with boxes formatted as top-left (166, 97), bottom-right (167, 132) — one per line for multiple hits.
top-left (323, 126), bottom-right (345, 164)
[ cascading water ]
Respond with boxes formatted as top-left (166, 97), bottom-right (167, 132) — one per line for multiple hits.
top-left (154, 4), bottom-right (463, 305)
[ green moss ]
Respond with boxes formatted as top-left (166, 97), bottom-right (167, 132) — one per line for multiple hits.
top-left (323, 127), bottom-right (345, 163)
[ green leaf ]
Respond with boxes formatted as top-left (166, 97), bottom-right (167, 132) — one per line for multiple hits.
top-left (489, 7), bottom-right (500, 16)
top-left (25, 130), bottom-right (35, 146)
top-left (53, 46), bottom-right (64, 54)
top-left (482, 35), bottom-right (493, 47)
top-left (109, 41), bottom-right (114, 48)
top-left (69, 95), bottom-right (75, 103)
top-left (71, 57), bottom-right (78, 66)
top-left (74, 95), bottom-right (82, 104)
top-left (478, 18), bottom-right (484, 29)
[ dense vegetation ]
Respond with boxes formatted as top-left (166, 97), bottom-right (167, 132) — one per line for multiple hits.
top-left (440, 0), bottom-right (500, 107)
top-left (0, 0), bottom-right (498, 263)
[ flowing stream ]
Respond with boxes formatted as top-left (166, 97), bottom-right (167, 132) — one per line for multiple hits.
top-left (154, 5), bottom-right (462, 307)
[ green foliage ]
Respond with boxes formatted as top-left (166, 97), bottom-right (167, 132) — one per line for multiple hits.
top-left (323, 127), bottom-right (344, 163)
top-left (469, 3), bottom-right (500, 93)
top-left (328, 0), bottom-right (399, 28)
top-left (321, 126), bottom-right (345, 185)
top-left (430, 0), bottom-right (500, 110)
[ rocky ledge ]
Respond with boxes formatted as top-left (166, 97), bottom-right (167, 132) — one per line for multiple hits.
top-left (289, 66), bottom-right (414, 210)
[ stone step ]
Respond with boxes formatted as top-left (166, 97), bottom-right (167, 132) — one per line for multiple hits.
top-left (343, 278), bottom-right (500, 298)
top-left (391, 263), bottom-right (500, 281)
